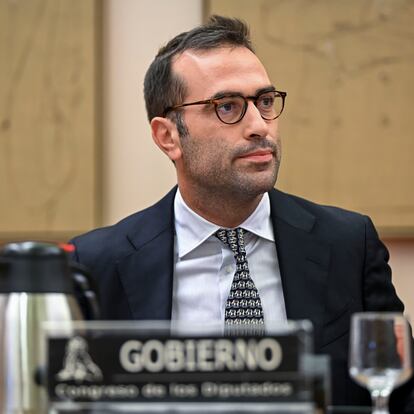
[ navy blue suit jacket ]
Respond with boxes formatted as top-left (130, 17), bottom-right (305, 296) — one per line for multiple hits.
top-left (71, 187), bottom-right (413, 411)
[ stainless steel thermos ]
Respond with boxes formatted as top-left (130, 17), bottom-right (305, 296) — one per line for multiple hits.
top-left (0, 241), bottom-right (99, 414)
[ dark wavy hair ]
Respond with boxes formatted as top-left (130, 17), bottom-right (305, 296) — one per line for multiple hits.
top-left (143, 15), bottom-right (254, 123)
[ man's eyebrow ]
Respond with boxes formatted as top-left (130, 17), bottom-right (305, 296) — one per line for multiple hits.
top-left (254, 85), bottom-right (277, 96)
top-left (209, 85), bottom-right (276, 100)
top-left (210, 90), bottom-right (241, 100)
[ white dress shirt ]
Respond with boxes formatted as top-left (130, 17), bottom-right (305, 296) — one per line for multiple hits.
top-left (171, 189), bottom-right (287, 330)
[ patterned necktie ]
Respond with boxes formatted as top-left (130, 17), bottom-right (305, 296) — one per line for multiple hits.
top-left (215, 228), bottom-right (265, 330)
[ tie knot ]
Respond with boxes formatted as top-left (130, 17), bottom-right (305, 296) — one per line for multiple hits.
top-left (215, 228), bottom-right (246, 255)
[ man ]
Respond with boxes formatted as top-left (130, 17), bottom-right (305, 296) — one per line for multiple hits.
top-left (71, 16), bottom-right (413, 411)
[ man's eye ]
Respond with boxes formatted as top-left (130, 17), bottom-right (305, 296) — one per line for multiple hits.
top-left (258, 94), bottom-right (275, 109)
top-left (217, 99), bottom-right (239, 114)
top-left (218, 103), bottom-right (233, 113)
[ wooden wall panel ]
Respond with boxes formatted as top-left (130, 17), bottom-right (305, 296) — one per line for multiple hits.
top-left (206, 0), bottom-right (414, 235)
top-left (0, 0), bottom-right (100, 240)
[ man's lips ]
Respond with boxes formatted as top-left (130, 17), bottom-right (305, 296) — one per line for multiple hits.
top-left (238, 149), bottom-right (274, 162)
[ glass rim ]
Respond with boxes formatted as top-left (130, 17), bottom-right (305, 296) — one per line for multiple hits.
top-left (351, 311), bottom-right (409, 320)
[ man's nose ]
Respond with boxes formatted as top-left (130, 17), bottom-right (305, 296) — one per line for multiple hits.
top-left (243, 101), bottom-right (270, 139)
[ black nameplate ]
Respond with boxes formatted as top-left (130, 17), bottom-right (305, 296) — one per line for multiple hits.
top-left (47, 333), bottom-right (311, 403)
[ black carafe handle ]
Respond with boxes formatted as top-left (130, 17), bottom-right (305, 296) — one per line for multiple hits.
top-left (69, 262), bottom-right (100, 320)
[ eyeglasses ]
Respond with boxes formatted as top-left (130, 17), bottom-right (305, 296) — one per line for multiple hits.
top-left (163, 90), bottom-right (287, 125)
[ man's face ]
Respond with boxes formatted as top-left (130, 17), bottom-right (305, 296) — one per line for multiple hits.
top-left (172, 46), bottom-right (282, 201)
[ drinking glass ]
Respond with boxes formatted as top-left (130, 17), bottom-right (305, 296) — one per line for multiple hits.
top-left (349, 312), bottom-right (412, 414)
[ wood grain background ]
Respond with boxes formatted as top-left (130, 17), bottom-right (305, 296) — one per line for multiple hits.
top-left (0, 0), bottom-right (100, 241)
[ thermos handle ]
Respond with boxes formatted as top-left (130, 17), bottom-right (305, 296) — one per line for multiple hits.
top-left (69, 262), bottom-right (100, 320)
top-left (33, 262), bottom-right (101, 387)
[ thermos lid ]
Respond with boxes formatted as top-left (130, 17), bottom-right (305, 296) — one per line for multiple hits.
top-left (0, 241), bottom-right (75, 293)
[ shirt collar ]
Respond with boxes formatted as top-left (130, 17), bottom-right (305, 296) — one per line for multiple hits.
top-left (240, 192), bottom-right (274, 243)
top-left (174, 189), bottom-right (275, 259)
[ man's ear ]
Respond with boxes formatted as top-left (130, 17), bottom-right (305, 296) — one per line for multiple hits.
top-left (150, 117), bottom-right (182, 162)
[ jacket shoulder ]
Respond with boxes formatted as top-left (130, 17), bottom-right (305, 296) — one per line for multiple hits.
top-left (70, 187), bottom-right (176, 270)
top-left (270, 189), bottom-right (373, 240)
top-left (70, 210), bottom-right (142, 270)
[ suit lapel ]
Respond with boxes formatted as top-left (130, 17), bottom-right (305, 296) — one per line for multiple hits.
top-left (117, 188), bottom-right (177, 320)
top-left (269, 190), bottom-right (331, 348)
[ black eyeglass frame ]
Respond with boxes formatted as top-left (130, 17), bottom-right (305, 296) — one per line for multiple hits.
top-left (163, 90), bottom-right (287, 125)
